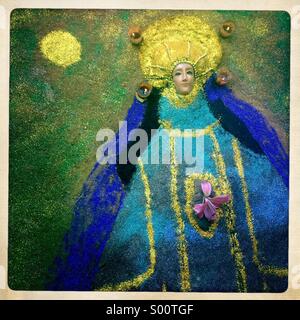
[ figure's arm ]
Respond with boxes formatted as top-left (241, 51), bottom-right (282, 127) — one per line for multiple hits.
top-left (116, 83), bottom-right (160, 185)
top-left (115, 94), bottom-right (149, 158)
top-left (96, 82), bottom-right (152, 167)
top-left (204, 74), bottom-right (289, 188)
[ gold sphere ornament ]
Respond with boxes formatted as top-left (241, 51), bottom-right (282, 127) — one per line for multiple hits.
top-left (137, 81), bottom-right (152, 97)
top-left (128, 26), bottom-right (143, 45)
top-left (216, 67), bottom-right (232, 86)
top-left (136, 81), bottom-right (153, 102)
top-left (220, 21), bottom-right (236, 38)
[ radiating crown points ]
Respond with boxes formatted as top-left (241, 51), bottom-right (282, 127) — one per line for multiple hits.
top-left (139, 16), bottom-right (222, 89)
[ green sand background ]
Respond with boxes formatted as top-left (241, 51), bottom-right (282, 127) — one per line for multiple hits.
top-left (9, 9), bottom-right (290, 290)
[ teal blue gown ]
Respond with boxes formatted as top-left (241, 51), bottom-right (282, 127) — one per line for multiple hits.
top-left (93, 90), bottom-right (288, 292)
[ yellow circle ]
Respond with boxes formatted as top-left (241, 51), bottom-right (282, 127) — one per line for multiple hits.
top-left (40, 30), bottom-right (81, 67)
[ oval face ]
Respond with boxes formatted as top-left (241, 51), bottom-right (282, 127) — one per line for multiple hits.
top-left (172, 63), bottom-right (195, 95)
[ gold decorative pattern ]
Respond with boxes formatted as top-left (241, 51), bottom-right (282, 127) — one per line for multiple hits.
top-left (185, 172), bottom-right (224, 239)
top-left (97, 158), bottom-right (156, 291)
top-left (97, 126), bottom-right (252, 292)
top-left (140, 16), bottom-right (222, 87)
top-left (168, 123), bottom-right (247, 292)
top-left (158, 120), bottom-right (247, 290)
top-left (232, 138), bottom-right (288, 278)
top-left (139, 16), bottom-right (222, 107)
top-left (209, 130), bottom-right (248, 292)
top-left (159, 119), bottom-right (220, 136)
top-left (170, 136), bottom-right (191, 292)
top-left (162, 82), bottom-right (203, 108)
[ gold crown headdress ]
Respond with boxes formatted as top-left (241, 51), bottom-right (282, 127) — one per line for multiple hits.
top-left (139, 16), bottom-right (222, 106)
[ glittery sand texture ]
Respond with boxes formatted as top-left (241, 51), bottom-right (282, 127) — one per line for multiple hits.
top-left (9, 9), bottom-right (289, 290)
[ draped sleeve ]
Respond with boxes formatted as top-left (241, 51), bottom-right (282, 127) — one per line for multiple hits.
top-left (48, 96), bottom-right (148, 290)
top-left (204, 75), bottom-right (289, 188)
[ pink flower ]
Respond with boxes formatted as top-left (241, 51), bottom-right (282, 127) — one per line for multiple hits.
top-left (193, 181), bottom-right (231, 221)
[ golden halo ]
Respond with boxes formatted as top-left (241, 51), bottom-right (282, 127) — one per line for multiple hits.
top-left (139, 16), bottom-right (222, 89)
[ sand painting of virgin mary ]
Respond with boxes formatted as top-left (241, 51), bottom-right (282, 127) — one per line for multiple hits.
top-left (9, 10), bottom-right (290, 292)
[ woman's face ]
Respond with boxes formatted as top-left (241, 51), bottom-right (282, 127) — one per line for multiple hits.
top-left (172, 63), bottom-right (195, 95)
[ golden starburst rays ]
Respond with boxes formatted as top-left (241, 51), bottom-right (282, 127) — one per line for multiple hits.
top-left (139, 16), bottom-right (222, 89)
